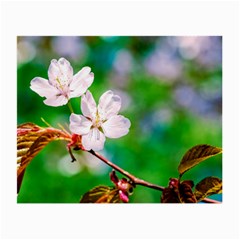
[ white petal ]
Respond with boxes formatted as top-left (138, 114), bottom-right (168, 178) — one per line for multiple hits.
top-left (82, 128), bottom-right (106, 151)
top-left (98, 90), bottom-right (121, 120)
top-left (48, 59), bottom-right (59, 82)
top-left (58, 57), bottom-right (73, 80)
top-left (48, 58), bottom-right (73, 86)
top-left (69, 67), bottom-right (94, 98)
top-left (43, 94), bottom-right (68, 107)
top-left (72, 66), bottom-right (91, 84)
top-left (102, 115), bottom-right (131, 138)
top-left (30, 77), bottom-right (59, 98)
top-left (81, 91), bottom-right (97, 119)
top-left (69, 113), bottom-right (92, 135)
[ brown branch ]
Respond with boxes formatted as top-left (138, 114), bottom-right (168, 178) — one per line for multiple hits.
top-left (89, 150), bottom-right (220, 203)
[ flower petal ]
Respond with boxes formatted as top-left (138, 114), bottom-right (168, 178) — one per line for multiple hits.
top-left (43, 94), bottom-right (68, 107)
top-left (98, 90), bottom-right (121, 120)
top-left (48, 58), bottom-right (73, 86)
top-left (102, 115), bottom-right (131, 138)
top-left (81, 91), bottom-right (97, 119)
top-left (48, 59), bottom-right (58, 81)
top-left (58, 57), bottom-right (73, 77)
top-left (82, 128), bottom-right (106, 151)
top-left (30, 77), bottom-right (59, 98)
top-left (69, 67), bottom-right (94, 98)
top-left (69, 113), bottom-right (92, 135)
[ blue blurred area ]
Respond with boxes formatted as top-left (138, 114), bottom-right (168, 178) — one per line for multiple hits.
top-left (17, 36), bottom-right (222, 203)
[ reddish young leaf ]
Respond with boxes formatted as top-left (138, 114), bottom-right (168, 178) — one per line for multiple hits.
top-left (179, 180), bottom-right (197, 203)
top-left (80, 186), bottom-right (121, 203)
top-left (161, 178), bottom-right (197, 203)
top-left (17, 123), bottom-right (72, 193)
top-left (161, 178), bottom-right (181, 203)
top-left (178, 144), bottom-right (222, 177)
top-left (161, 187), bottom-right (181, 203)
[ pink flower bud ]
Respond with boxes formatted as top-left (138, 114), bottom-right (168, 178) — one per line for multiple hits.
top-left (109, 171), bottom-right (134, 203)
top-left (110, 170), bottom-right (119, 185)
top-left (169, 178), bottom-right (179, 188)
top-left (119, 190), bottom-right (129, 203)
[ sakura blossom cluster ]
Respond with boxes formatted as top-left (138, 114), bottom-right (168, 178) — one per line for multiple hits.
top-left (30, 57), bottom-right (131, 151)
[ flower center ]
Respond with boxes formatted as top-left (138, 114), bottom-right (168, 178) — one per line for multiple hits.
top-left (55, 76), bottom-right (70, 97)
top-left (93, 111), bottom-right (103, 128)
top-left (56, 76), bottom-right (66, 89)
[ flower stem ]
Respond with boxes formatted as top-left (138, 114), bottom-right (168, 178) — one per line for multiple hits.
top-left (67, 101), bottom-right (74, 113)
top-left (89, 150), bottom-right (220, 203)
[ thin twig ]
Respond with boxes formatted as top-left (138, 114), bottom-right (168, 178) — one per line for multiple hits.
top-left (201, 198), bottom-right (220, 203)
top-left (89, 150), bottom-right (220, 203)
top-left (88, 150), bottom-right (173, 191)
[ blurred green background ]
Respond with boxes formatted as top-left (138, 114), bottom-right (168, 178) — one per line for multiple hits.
top-left (17, 36), bottom-right (222, 203)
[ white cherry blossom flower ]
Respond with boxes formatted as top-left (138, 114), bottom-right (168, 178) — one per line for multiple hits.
top-left (30, 58), bottom-right (94, 106)
top-left (69, 90), bottom-right (131, 151)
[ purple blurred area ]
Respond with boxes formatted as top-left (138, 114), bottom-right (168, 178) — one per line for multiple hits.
top-left (17, 36), bottom-right (222, 132)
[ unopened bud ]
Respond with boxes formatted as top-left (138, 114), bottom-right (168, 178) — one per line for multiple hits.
top-left (169, 178), bottom-right (179, 188)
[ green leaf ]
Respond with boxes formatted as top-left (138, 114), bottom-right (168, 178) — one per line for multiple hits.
top-left (178, 144), bottom-right (222, 177)
top-left (194, 177), bottom-right (222, 201)
top-left (17, 123), bottom-right (71, 193)
top-left (80, 186), bottom-right (121, 203)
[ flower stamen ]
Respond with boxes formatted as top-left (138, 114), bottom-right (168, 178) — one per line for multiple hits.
top-left (93, 111), bottom-right (103, 128)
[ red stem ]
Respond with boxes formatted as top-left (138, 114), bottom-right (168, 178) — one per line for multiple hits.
top-left (89, 150), bottom-right (220, 204)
